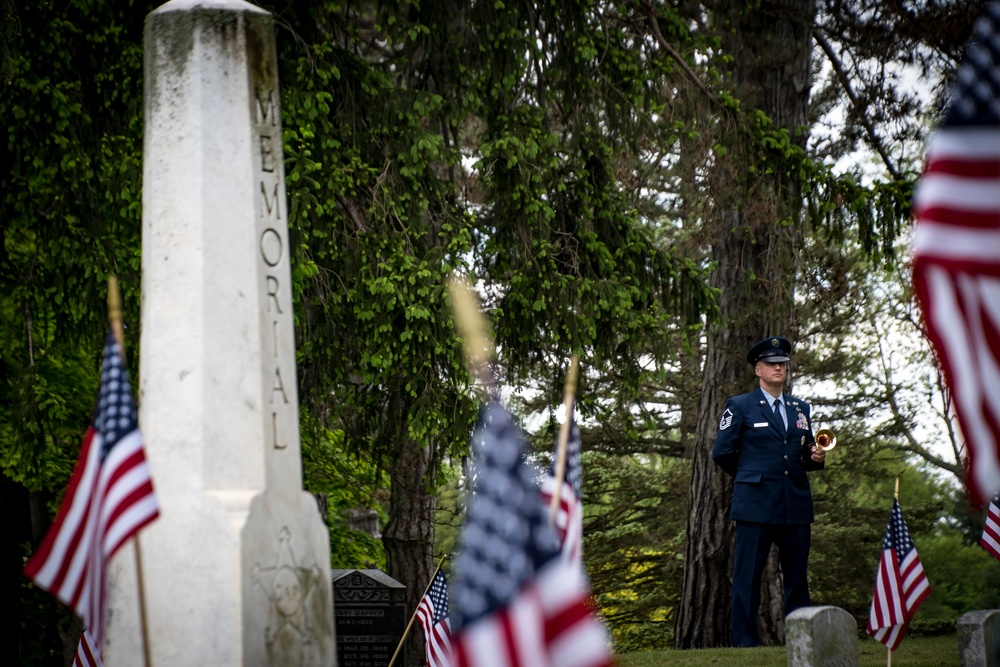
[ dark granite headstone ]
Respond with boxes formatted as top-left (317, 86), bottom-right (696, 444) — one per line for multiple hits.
top-left (331, 569), bottom-right (407, 667)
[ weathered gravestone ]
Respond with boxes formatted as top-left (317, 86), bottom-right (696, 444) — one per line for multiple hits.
top-left (958, 610), bottom-right (1000, 667)
top-left (347, 507), bottom-right (382, 539)
top-left (331, 570), bottom-right (408, 667)
top-left (786, 606), bottom-right (859, 667)
top-left (103, 1), bottom-right (335, 664)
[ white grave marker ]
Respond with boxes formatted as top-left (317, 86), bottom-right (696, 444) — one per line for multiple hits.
top-left (104, 1), bottom-right (335, 664)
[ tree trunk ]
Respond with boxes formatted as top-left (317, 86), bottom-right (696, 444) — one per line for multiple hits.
top-left (383, 440), bottom-right (435, 667)
top-left (674, 300), bottom-right (750, 648)
top-left (673, 397), bottom-right (734, 648)
top-left (679, 341), bottom-right (704, 459)
top-left (675, 0), bottom-right (815, 648)
top-left (759, 550), bottom-right (786, 645)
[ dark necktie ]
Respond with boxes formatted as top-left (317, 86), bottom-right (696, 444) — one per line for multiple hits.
top-left (774, 399), bottom-right (785, 433)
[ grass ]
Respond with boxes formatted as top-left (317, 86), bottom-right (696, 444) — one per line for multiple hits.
top-left (618, 635), bottom-right (958, 666)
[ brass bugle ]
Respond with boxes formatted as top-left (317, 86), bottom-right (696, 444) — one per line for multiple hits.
top-left (814, 428), bottom-right (837, 451)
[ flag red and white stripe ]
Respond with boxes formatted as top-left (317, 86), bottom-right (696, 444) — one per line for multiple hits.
top-left (982, 495), bottom-right (1000, 561)
top-left (74, 628), bottom-right (102, 667)
top-left (417, 568), bottom-right (453, 667)
top-left (911, 1), bottom-right (1000, 508)
top-left (451, 559), bottom-right (611, 667)
top-left (450, 401), bottom-right (613, 667)
top-left (867, 500), bottom-right (931, 651)
top-left (24, 329), bottom-right (159, 662)
top-left (540, 412), bottom-right (583, 570)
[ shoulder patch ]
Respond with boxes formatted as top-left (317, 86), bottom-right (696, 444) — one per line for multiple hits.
top-left (719, 408), bottom-right (734, 431)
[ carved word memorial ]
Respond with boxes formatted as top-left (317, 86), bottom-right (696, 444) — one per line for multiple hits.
top-left (256, 82), bottom-right (293, 455)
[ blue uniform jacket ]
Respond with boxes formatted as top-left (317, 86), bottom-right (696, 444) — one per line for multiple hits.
top-left (712, 387), bottom-right (824, 525)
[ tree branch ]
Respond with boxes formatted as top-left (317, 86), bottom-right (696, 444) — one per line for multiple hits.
top-left (886, 442), bottom-right (963, 477)
top-left (813, 29), bottom-right (903, 181)
top-left (641, 0), bottom-right (717, 104)
top-left (868, 296), bottom-right (963, 480)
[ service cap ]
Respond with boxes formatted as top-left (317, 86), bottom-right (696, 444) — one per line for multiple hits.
top-left (747, 336), bottom-right (791, 365)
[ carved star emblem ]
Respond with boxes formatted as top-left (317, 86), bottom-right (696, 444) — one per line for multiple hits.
top-left (252, 526), bottom-right (321, 647)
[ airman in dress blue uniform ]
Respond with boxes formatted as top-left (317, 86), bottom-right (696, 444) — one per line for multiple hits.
top-left (712, 336), bottom-right (826, 648)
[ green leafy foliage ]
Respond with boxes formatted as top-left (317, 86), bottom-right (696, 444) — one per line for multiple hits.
top-left (1, 0), bottom-right (149, 482)
top-left (578, 451), bottom-right (689, 651)
top-left (467, 1), bottom-right (716, 393)
top-left (1, 2), bottom-right (152, 663)
top-left (300, 413), bottom-right (387, 568)
top-left (278, 5), bottom-right (480, 470)
top-left (913, 527), bottom-right (1000, 634)
top-left (0, 0), bottom-right (150, 500)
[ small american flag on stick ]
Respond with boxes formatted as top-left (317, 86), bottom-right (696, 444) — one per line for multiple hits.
top-left (911, 1), bottom-right (1000, 507)
top-left (417, 568), bottom-right (453, 667)
top-left (867, 499), bottom-right (930, 651)
top-left (450, 401), bottom-right (612, 667)
top-left (24, 328), bottom-right (159, 664)
top-left (540, 410), bottom-right (584, 570)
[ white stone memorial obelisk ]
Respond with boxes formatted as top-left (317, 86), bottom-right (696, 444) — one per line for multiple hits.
top-left (104, 1), bottom-right (335, 664)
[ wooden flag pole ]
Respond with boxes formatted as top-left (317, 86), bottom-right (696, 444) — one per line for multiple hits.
top-left (107, 276), bottom-right (126, 358)
top-left (446, 274), bottom-right (496, 393)
top-left (548, 355), bottom-right (579, 524)
top-left (107, 276), bottom-right (154, 667)
top-left (387, 553), bottom-right (450, 667)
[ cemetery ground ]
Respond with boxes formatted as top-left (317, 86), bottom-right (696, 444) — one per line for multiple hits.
top-left (619, 635), bottom-right (957, 666)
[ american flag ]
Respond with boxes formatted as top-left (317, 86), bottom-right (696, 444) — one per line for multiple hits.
top-left (449, 401), bottom-right (613, 667)
top-left (540, 410), bottom-right (584, 570)
top-left (867, 499), bottom-right (931, 651)
top-left (911, 1), bottom-right (1000, 508)
top-left (24, 329), bottom-right (160, 663)
top-left (982, 495), bottom-right (1000, 561)
top-left (417, 569), bottom-right (453, 667)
